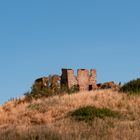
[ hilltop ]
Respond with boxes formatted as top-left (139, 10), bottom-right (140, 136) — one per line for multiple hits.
top-left (0, 89), bottom-right (140, 140)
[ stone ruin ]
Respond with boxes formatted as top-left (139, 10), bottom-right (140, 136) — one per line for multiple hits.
top-left (61, 68), bottom-right (97, 91)
top-left (33, 68), bottom-right (120, 92)
top-left (34, 75), bottom-right (61, 91)
top-left (33, 68), bottom-right (97, 92)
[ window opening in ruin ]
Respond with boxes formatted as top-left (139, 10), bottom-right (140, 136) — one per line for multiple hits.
top-left (57, 80), bottom-right (60, 84)
top-left (89, 85), bottom-right (92, 91)
top-left (89, 71), bottom-right (92, 76)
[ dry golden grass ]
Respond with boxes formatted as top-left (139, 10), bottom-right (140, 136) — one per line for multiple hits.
top-left (0, 89), bottom-right (140, 140)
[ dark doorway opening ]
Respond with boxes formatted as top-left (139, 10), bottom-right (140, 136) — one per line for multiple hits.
top-left (89, 85), bottom-right (92, 91)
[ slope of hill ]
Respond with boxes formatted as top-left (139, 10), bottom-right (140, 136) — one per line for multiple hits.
top-left (0, 89), bottom-right (140, 140)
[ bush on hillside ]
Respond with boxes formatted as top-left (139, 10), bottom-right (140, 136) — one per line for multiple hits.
top-left (120, 78), bottom-right (140, 94)
top-left (71, 106), bottom-right (121, 122)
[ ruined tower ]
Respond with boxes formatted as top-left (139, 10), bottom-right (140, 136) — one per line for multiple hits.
top-left (33, 68), bottom-right (97, 95)
top-left (77, 69), bottom-right (89, 91)
top-left (89, 69), bottom-right (97, 90)
top-left (61, 69), bottom-right (77, 89)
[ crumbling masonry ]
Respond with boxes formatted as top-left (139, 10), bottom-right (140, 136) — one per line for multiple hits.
top-left (61, 68), bottom-right (97, 91)
top-left (34, 68), bottom-right (120, 92)
top-left (34, 68), bottom-right (97, 92)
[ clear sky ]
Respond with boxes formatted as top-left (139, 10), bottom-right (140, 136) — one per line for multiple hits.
top-left (0, 0), bottom-right (140, 104)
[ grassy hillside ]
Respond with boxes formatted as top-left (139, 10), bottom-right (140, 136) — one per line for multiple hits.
top-left (0, 90), bottom-right (140, 140)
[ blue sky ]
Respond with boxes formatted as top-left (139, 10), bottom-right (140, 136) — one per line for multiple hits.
top-left (0, 0), bottom-right (140, 104)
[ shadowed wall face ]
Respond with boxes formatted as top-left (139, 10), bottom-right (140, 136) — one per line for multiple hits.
top-left (34, 77), bottom-right (49, 90)
top-left (61, 69), bottom-right (77, 89)
top-left (77, 69), bottom-right (89, 91)
top-left (35, 77), bottom-right (49, 86)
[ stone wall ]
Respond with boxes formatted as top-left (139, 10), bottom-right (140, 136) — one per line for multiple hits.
top-left (34, 68), bottom-right (97, 92)
top-left (34, 77), bottom-right (49, 90)
top-left (61, 69), bottom-right (77, 89)
top-left (77, 69), bottom-right (89, 91)
top-left (61, 68), bottom-right (97, 91)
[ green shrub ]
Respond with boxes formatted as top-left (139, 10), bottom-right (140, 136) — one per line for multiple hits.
top-left (68, 85), bottom-right (79, 94)
top-left (120, 78), bottom-right (140, 94)
top-left (71, 106), bottom-right (121, 122)
top-left (60, 84), bottom-right (79, 94)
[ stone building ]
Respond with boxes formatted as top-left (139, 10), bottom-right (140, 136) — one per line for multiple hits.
top-left (61, 68), bottom-right (97, 91)
top-left (33, 68), bottom-right (121, 93)
top-left (34, 68), bottom-right (97, 92)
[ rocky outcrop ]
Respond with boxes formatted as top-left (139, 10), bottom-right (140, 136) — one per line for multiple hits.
top-left (97, 81), bottom-right (120, 91)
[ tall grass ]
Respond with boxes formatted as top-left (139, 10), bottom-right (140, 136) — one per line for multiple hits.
top-left (0, 89), bottom-right (140, 140)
